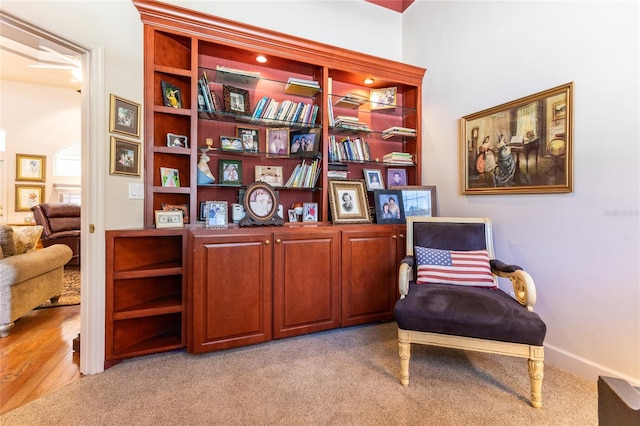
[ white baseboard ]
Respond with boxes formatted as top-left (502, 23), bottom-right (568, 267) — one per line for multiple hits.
top-left (545, 342), bottom-right (640, 387)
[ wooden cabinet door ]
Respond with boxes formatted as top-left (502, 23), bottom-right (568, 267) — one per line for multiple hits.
top-left (189, 232), bottom-right (273, 353)
top-left (272, 228), bottom-right (341, 339)
top-left (341, 226), bottom-right (400, 327)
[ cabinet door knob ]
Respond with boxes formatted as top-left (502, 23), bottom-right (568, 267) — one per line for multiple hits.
top-left (265, 240), bottom-right (270, 245)
top-left (399, 233), bottom-right (405, 239)
top-left (392, 235), bottom-right (397, 239)
top-left (276, 239), bottom-right (281, 244)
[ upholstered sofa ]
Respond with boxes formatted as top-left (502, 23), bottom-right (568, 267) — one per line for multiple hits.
top-left (32, 203), bottom-right (81, 266)
top-left (0, 225), bottom-right (72, 337)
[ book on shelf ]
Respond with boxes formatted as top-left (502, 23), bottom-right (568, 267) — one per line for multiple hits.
top-left (160, 167), bottom-right (180, 188)
top-left (327, 170), bottom-right (348, 179)
top-left (285, 77), bottom-right (320, 97)
top-left (334, 92), bottom-right (368, 108)
top-left (285, 159), bottom-right (321, 188)
top-left (328, 136), bottom-right (370, 162)
top-left (383, 152), bottom-right (413, 164)
top-left (215, 65), bottom-right (260, 88)
top-left (382, 126), bottom-right (417, 139)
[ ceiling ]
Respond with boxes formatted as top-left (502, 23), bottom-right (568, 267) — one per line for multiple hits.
top-left (0, 13), bottom-right (82, 91)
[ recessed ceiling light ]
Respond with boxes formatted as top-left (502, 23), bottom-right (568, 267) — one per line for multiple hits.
top-left (256, 55), bottom-right (267, 63)
top-left (364, 78), bottom-right (374, 85)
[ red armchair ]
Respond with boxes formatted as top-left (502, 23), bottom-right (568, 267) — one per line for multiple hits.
top-left (31, 203), bottom-right (80, 266)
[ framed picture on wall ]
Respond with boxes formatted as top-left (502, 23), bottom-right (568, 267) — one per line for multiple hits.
top-left (15, 184), bottom-right (44, 212)
top-left (16, 154), bottom-right (46, 182)
top-left (110, 137), bottom-right (141, 177)
top-left (109, 94), bottom-right (141, 138)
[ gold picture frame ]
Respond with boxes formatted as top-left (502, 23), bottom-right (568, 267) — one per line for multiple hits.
top-left (370, 86), bottom-right (397, 110)
top-left (16, 154), bottom-right (45, 182)
top-left (109, 94), bottom-right (140, 138)
top-left (110, 136), bottom-right (141, 177)
top-left (328, 179), bottom-right (371, 224)
top-left (461, 82), bottom-right (573, 195)
top-left (15, 184), bottom-right (44, 211)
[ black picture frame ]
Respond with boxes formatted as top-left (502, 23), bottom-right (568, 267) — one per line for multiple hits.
top-left (373, 189), bottom-right (405, 224)
top-left (223, 85), bottom-right (250, 115)
top-left (237, 125), bottom-right (260, 153)
top-left (290, 128), bottom-right (321, 156)
top-left (161, 80), bottom-right (182, 108)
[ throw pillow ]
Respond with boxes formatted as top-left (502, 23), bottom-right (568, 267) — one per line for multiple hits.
top-left (0, 225), bottom-right (16, 257)
top-left (12, 225), bottom-right (44, 254)
top-left (415, 246), bottom-right (496, 289)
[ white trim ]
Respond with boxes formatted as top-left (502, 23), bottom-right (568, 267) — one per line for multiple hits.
top-left (80, 46), bottom-right (105, 375)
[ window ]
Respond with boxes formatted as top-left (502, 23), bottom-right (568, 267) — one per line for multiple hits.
top-left (54, 142), bottom-right (81, 177)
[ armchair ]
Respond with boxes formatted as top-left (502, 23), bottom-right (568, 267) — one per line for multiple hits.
top-left (394, 217), bottom-right (546, 408)
top-left (31, 203), bottom-right (80, 266)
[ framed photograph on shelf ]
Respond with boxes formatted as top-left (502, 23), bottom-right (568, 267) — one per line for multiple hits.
top-left (241, 182), bottom-right (281, 225)
top-left (166, 133), bottom-right (188, 148)
top-left (236, 125), bottom-right (260, 153)
top-left (219, 159), bottom-right (242, 185)
top-left (198, 201), bottom-right (208, 222)
top-left (387, 168), bottom-right (407, 187)
top-left (160, 80), bottom-right (182, 108)
top-left (110, 137), bottom-right (141, 177)
top-left (328, 179), bottom-right (371, 224)
top-left (223, 85), bottom-right (250, 115)
top-left (15, 184), bottom-right (44, 211)
top-left (290, 128), bottom-right (321, 155)
top-left (220, 135), bottom-right (243, 152)
top-left (161, 203), bottom-right (189, 224)
top-left (396, 186), bottom-right (437, 218)
top-left (109, 94), bottom-right (140, 138)
top-left (373, 189), bottom-right (405, 224)
top-left (205, 201), bottom-right (229, 229)
top-left (461, 82), bottom-right (573, 194)
top-left (255, 165), bottom-right (283, 187)
top-left (16, 154), bottom-right (45, 182)
top-left (160, 167), bottom-right (180, 187)
top-left (288, 209), bottom-right (298, 222)
top-left (370, 86), bottom-right (397, 110)
top-left (363, 168), bottom-right (384, 191)
top-left (303, 202), bottom-right (318, 222)
top-left (266, 127), bottom-right (290, 157)
top-left (155, 210), bottom-right (184, 229)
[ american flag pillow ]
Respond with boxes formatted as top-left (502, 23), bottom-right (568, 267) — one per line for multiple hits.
top-left (415, 246), bottom-right (496, 288)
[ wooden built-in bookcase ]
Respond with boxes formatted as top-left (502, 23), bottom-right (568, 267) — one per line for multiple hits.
top-left (104, 1), bottom-right (426, 364)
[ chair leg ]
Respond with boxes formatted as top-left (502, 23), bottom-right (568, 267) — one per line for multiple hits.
top-left (398, 336), bottom-right (411, 386)
top-left (0, 322), bottom-right (15, 338)
top-left (528, 346), bottom-right (544, 408)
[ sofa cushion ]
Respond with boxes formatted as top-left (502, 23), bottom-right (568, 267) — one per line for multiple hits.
top-left (0, 225), bottom-right (16, 257)
top-left (394, 282), bottom-right (546, 346)
top-left (12, 225), bottom-right (43, 254)
top-left (415, 246), bottom-right (496, 288)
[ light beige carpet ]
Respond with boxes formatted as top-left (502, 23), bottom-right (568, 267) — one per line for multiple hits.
top-left (0, 322), bottom-right (597, 425)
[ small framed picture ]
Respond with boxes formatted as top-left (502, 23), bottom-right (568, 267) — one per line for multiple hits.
top-left (374, 189), bottom-right (405, 224)
top-left (16, 154), bottom-right (46, 182)
top-left (223, 85), bottom-right (250, 115)
top-left (198, 201), bottom-right (208, 222)
top-left (288, 209), bottom-right (298, 222)
top-left (161, 203), bottom-right (189, 224)
top-left (303, 202), bottom-right (318, 222)
top-left (266, 128), bottom-right (290, 157)
top-left (363, 168), bottom-right (384, 191)
top-left (219, 159), bottom-right (242, 185)
top-left (205, 201), bottom-right (229, 229)
top-left (155, 210), bottom-right (184, 229)
top-left (166, 133), bottom-right (188, 148)
top-left (220, 135), bottom-right (243, 152)
top-left (255, 165), bottom-right (284, 187)
top-left (243, 182), bottom-right (278, 222)
top-left (370, 86), bottom-right (397, 110)
top-left (387, 168), bottom-right (407, 187)
top-left (290, 128), bottom-right (321, 155)
top-left (328, 179), bottom-right (371, 224)
top-left (15, 184), bottom-right (44, 211)
top-left (237, 126), bottom-right (260, 153)
top-left (161, 80), bottom-right (182, 108)
top-left (110, 137), bottom-right (141, 177)
top-left (396, 185), bottom-right (438, 218)
top-left (109, 94), bottom-right (140, 138)
top-left (160, 167), bottom-right (180, 187)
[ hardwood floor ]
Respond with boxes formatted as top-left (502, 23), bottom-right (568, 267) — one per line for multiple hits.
top-left (0, 305), bottom-right (82, 415)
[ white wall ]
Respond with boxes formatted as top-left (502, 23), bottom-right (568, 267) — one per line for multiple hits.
top-left (0, 82), bottom-right (81, 223)
top-left (404, 1), bottom-right (640, 384)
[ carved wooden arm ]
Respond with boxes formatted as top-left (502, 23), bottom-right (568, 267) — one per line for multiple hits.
top-left (490, 259), bottom-right (537, 311)
top-left (398, 256), bottom-right (414, 298)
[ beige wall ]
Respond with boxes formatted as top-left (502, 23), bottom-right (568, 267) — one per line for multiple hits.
top-left (0, 81), bottom-right (81, 224)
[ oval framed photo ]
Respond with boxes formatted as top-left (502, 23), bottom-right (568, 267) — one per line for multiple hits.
top-left (242, 182), bottom-right (278, 223)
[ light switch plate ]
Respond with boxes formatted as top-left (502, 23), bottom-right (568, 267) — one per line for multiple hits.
top-left (128, 183), bottom-right (144, 199)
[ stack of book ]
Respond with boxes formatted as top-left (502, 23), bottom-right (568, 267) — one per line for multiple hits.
top-left (198, 71), bottom-right (222, 117)
top-left (285, 77), bottom-right (320, 97)
top-left (251, 97), bottom-right (319, 125)
top-left (382, 126), bottom-right (417, 139)
top-left (284, 159), bottom-right (322, 188)
top-left (383, 152), bottom-right (413, 165)
top-left (328, 135), bottom-right (371, 162)
top-left (333, 92), bottom-right (367, 109)
top-left (332, 116), bottom-right (371, 132)
top-left (214, 65), bottom-right (260, 88)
